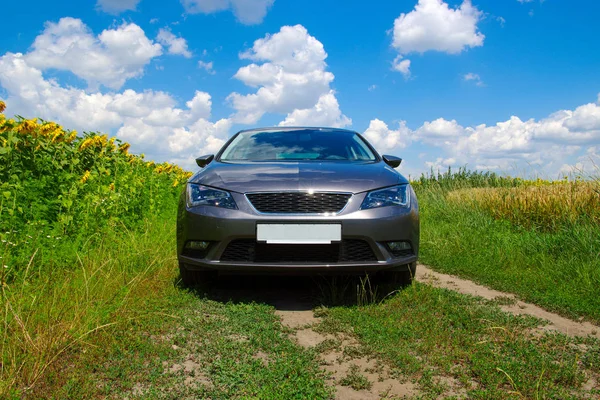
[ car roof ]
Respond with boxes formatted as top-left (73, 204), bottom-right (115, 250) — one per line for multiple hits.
top-left (236, 127), bottom-right (360, 135)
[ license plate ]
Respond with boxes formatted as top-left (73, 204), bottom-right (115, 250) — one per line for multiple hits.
top-left (256, 224), bottom-right (341, 244)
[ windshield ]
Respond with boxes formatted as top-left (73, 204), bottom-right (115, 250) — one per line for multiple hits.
top-left (219, 129), bottom-right (378, 162)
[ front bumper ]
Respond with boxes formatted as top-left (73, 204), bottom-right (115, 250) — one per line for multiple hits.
top-left (177, 190), bottom-right (419, 274)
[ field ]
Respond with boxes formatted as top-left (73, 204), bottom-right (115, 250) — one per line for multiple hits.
top-left (414, 169), bottom-right (600, 322)
top-left (1, 104), bottom-right (599, 398)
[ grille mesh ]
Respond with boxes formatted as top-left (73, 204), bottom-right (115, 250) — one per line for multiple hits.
top-left (246, 192), bottom-right (351, 214)
top-left (220, 239), bottom-right (376, 263)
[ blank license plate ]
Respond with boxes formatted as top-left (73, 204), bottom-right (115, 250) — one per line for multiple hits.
top-left (256, 224), bottom-right (341, 244)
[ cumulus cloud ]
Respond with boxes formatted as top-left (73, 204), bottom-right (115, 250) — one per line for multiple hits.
top-left (181, 0), bottom-right (274, 25)
top-left (391, 0), bottom-right (484, 76)
top-left (157, 28), bottom-right (192, 58)
top-left (392, 0), bottom-right (484, 54)
top-left (228, 24), bottom-right (350, 126)
top-left (279, 92), bottom-right (351, 128)
top-left (425, 157), bottom-right (457, 171)
top-left (416, 118), bottom-right (465, 143)
top-left (364, 94), bottom-right (600, 176)
top-left (96, 0), bottom-right (141, 14)
top-left (24, 18), bottom-right (162, 90)
top-left (363, 119), bottom-right (412, 152)
top-left (0, 52), bottom-right (230, 168)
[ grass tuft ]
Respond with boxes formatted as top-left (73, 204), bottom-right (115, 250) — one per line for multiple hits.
top-left (339, 364), bottom-right (372, 391)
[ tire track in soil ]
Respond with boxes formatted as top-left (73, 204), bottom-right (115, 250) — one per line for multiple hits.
top-left (274, 264), bottom-right (600, 398)
top-left (415, 264), bottom-right (600, 339)
top-left (275, 302), bottom-right (418, 400)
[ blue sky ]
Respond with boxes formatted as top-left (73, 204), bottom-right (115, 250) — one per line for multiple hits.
top-left (1, 0), bottom-right (599, 177)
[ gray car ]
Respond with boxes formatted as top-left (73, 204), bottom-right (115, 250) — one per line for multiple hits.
top-left (177, 127), bottom-right (419, 286)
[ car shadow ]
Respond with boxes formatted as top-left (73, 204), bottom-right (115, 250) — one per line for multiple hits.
top-left (177, 273), bottom-right (405, 311)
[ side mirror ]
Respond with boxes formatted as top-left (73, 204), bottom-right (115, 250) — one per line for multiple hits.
top-left (195, 154), bottom-right (214, 168)
top-left (382, 155), bottom-right (402, 168)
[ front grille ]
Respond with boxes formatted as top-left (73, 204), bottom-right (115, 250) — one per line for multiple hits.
top-left (220, 239), bottom-right (376, 263)
top-left (246, 192), bottom-right (351, 214)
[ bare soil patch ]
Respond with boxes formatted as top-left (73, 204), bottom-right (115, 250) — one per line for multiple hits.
top-left (276, 306), bottom-right (418, 400)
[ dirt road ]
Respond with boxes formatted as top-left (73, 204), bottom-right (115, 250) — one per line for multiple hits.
top-left (415, 264), bottom-right (600, 339)
top-left (272, 264), bottom-right (600, 398)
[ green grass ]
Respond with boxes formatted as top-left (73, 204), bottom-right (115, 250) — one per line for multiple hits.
top-left (417, 186), bottom-right (600, 322)
top-left (52, 296), bottom-right (333, 399)
top-left (339, 364), bottom-right (372, 391)
top-left (317, 283), bottom-right (600, 399)
top-left (2, 214), bottom-right (333, 398)
top-left (1, 213), bottom-right (178, 397)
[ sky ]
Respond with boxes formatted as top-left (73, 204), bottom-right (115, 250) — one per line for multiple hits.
top-left (1, 0), bottom-right (599, 178)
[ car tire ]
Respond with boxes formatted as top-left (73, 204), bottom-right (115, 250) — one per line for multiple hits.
top-left (179, 262), bottom-right (217, 287)
top-left (378, 262), bottom-right (417, 287)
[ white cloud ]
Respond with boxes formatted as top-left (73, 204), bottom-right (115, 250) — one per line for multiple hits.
top-left (24, 18), bottom-right (162, 90)
top-left (364, 93), bottom-right (600, 176)
top-left (168, 118), bottom-right (232, 154)
top-left (157, 28), bottom-right (192, 58)
top-left (463, 72), bottom-right (484, 86)
top-left (425, 157), bottom-right (457, 171)
top-left (0, 52), bottom-right (230, 169)
top-left (279, 91), bottom-right (351, 128)
top-left (368, 85), bottom-right (378, 92)
top-left (181, 0), bottom-right (274, 25)
top-left (198, 60), bottom-right (215, 74)
top-left (416, 118), bottom-right (465, 142)
top-left (228, 24), bottom-right (349, 126)
top-left (363, 119), bottom-right (412, 152)
top-left (392, 0), bottom-right (484, 54)
top-left (390, 0), bottom-right (484, 76)
top-left (391, 56), bottom-right (411, 78)
top-left (96, 0), bottom-right (141, 14)
top-left (559, 162), bottom-right (585, 176)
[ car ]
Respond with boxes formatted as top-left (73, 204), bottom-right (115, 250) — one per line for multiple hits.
top-left (176, 127), bottom-right (419, 286)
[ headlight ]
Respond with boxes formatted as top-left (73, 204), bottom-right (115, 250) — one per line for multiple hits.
top-left (186, 184), bottom-right (237, 209)
top-left (360, 184), bottom-right (410, 210)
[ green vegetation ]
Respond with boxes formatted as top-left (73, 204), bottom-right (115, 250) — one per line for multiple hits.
top-left (0, 104), bottom-right (330, 398)
top-left (52, 291), bottom-right (332, 399)
top-left (317, 283), bottom-right (600, 399)
top-left (0, 105), bottom-right (187, 396)
top-left (339, 365), bottom-right (372, 391)
top-left (413, 168), bottom-right (600, 322)
top-left (2, 104), bottom-right (599, 398)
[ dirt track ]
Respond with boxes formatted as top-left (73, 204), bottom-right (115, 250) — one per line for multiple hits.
top-left (272, 264), bottom-right (600, 398)
top-left (415, 264), bottom-right (600, 339)
top-left (275, 305), bottom-right (420, 399)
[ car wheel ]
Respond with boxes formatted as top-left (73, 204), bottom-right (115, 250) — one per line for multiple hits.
top-left (179, 262), bottom-right (217, 287)
top-left (378, 262), bottom-right (417, 287)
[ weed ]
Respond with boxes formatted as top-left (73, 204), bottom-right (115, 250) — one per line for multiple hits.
top-left (339, 364), bottom-right (372, 391)
top-left (356, 274), bottom-right (378, 306)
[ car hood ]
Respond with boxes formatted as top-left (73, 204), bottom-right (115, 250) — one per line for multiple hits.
top-left (190, 161), bottom-right (408, 194)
